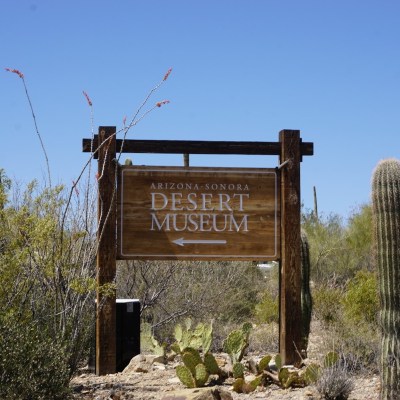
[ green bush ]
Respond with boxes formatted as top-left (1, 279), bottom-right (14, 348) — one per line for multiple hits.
top-left (332, 319), bottom-right (379, 372)
top-left (0, 314), bottom-right (71, 400)
top-left (254, 291), bottom-right (279, 324)
top-left (312, 274), bottom-right (379, 371)
top-left (313, 285), bottom-right (343, 324)
top-left (341, 270), bottom-right (379, 325)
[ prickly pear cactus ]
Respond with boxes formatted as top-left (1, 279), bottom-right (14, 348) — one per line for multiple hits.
top-left (223, 323), bottom-right (252, 364)
top-left (300, 230), bottom-right (313, 357)
top-left (176, 365), bottom-right (196, 388)
top-left (232, 362), bottom-right (245, 379)
top-left (194, 363), bottom-right (209, 387)
top-left (171, 319), bottom-right (213, 354)
top-left (182, 350), bottom-right (201, 375)
top-left (201, 322), bottom-right (213, 354)
top-left (176, 347), bottom-right (221, 388)
top-left (257, 354), bottom-right (272, 373)
top-left (372, 158), bottom-right (400, 399)
top-left (203, 352), bottom-right (220, 375)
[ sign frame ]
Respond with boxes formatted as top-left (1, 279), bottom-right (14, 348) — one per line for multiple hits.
top-left (83, 128), bottom-right (313, 375)
top-left (117, 166), bottom-right (280, 261)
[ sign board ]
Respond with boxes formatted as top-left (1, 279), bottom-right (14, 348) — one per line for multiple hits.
top-left (118, 166), bottom-right (280, 260)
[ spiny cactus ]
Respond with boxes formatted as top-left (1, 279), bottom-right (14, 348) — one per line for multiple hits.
top-left (171, 319), bottom-right (213, 354)
top-left (176, 365), bottom-right (196, 388)
top-left (140, 322), bottom-right (166, 357)
top-left (203, 352), bottom-right (220, 375)
top-left (232, 362), bottom-right (245, 379)
top-left (223, 322), bottom-right (252, 364)
top-left (372, 158), bottom-right (400, 400)
top-left (194, 363), bottom-right (209, 387)
top-left (232, 352), bottom-right (310, 393)
top-left (300, 230), bottom-right (313, 357)
top-left (175, 347), bottom-right (222, 388)
top-left (182, 350), bottom-right (202, 375)
top-left (232, 376), bottom-right (261, 394)
top-left (257, 355), bottom-right (272, 373)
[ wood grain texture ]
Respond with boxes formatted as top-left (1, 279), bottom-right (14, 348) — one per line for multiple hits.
top-left (96, 126), bottom-right (117, 375)
top-left (279, 129), bottom-right (302, 367)
top-left (83, 136), bottom-right (314, 158)
top-left (117, 166), bottom-right (280, 260)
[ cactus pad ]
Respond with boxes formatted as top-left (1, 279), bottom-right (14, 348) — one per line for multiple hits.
top-left (182, 350), bottom-right (201, 375)
top-left (232, 362), bottom-right (245, 379)
top-left (258, 355), bottom-right (272, 373)
top-left (194, 363), bottom-right (209, 387)
top-left (204, 352), bottom-right (220, 375)
top-left (176, 365), bottom-right (196, 388)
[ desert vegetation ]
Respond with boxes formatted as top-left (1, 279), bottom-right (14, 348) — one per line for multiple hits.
top-left (0, 163), bottom-right (381, 398)
top-left (0, 68), bottom-right (389, 399)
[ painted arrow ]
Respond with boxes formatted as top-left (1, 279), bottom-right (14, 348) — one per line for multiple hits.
top-left (173, 238), bottom-right (227, 247)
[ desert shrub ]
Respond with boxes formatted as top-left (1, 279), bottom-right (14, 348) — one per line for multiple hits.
top-left (302, 205), bottom-right (373, 286)
top-left (331, 319), bottom-right (379, 372)
top-left (341, 270), bottom-right (378, 325)
top-left (313, 278), bottom-right (379, 370)
top-left (344, 205), bottom-right (373, 271)
top-left (316, 355), bottom-right (355, 400)
top-left (0, 313), bottom-right (71, 399)
top-left (118, 260), bottom-right (264, 337)
top-left (0, 177), bottom-right (97, 376)
top-left (302, 212), bottom-right (349, 285)
top-left (313, 285), bottom-right (343, 324)
top-left (318, 271), bottom-right (380, 371)
top-left (254, 291), bottom-right (279, 324)
top-left (248, 323), bottom-right (279, 354)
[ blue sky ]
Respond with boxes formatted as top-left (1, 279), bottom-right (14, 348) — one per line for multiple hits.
top-left (1, 0), bottom-right (399, 219)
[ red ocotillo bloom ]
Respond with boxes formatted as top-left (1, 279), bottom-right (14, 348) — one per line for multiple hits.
top-left (5, 68), bottom-right (24, 78)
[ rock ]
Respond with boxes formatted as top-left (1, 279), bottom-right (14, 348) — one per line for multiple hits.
top-left (123, 353), bottom-right (166, 374)
top-left (72, 384), bottom-right (84, 393)
top-left (248, 358), bottom-right (258, 374)
top-left (215, 353), bottom-right (230, 368)
top-left (109, 389), bottom-right (121, 399)
top-left (168, 377), bottom-right (182, 384)
top-left (146, 354), bottom-right (167, 364)
top-left (127, 354), bottom-right (146, 364)
top-left (160, 387), bottom-right (233, 400)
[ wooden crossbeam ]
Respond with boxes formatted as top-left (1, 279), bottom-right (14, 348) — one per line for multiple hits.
top-left (83, 136), bottom-right (313, 158)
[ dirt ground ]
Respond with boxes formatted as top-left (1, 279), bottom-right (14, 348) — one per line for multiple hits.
top-left (71, 322), bottom-right (381, 400)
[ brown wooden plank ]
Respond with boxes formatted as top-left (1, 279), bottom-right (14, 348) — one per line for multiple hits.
top-left (96, 126), bottom-right (117, 375)
top-left (83, 137), bottom-right (313, 158)
top-left (279, 129), bottom-right (302, 367)
top-left (117, 166), bottom-right (280, 261)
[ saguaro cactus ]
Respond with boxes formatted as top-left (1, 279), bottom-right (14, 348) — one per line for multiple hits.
top-left (300, 230), bottom-right (312, 357)
top-left (372, 158), bottom-right (400, 399)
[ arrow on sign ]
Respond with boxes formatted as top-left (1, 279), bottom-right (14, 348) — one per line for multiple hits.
top-left (173, 238), bottom-right (227, 247)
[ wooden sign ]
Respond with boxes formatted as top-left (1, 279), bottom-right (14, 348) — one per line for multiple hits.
top-left (118, 166), bottom-right (280, 260)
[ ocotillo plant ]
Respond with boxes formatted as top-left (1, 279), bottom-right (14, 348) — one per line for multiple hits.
top-left (300, 230), bottom-right (313, 357)
top-left (372, 158), bottom-right (400, 399)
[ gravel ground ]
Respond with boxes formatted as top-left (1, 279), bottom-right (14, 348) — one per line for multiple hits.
top-left (71, 321), bottom-right (380, 400)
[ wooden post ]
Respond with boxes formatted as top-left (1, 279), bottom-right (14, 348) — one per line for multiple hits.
top-left (183, 153), bottom-right (190, 167)
top-left (96, 126), bottom-right (117, 375)
top-left (279, 129), bottom-right (302, 367)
